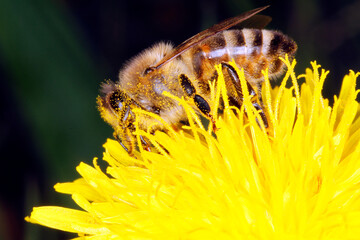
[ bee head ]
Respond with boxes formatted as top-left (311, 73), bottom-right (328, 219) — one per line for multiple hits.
top-left (98, 81), bottom-right (136, 127)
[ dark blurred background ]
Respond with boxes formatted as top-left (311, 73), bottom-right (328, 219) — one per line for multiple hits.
top-left (0, 0), bottom-right (359, 239)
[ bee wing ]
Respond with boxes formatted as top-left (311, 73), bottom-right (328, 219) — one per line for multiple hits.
top-left (233, 14), bottom-right (272, 29)
top-left (154, 5), bottom-right (270, 69)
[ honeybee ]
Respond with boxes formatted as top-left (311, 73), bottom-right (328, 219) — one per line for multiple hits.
top-left (98, 6), bottom-right (297, 153)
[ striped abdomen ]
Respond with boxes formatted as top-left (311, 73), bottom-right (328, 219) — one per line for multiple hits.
top-left (184, 29), bottom-right (297, 87)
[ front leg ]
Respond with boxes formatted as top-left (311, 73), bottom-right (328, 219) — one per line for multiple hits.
top-left (179, 74), bottom-right (216, 130)
top-left (111, 92), bottom-right (151, 154)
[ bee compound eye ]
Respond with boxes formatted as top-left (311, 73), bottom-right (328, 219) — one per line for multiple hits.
top-left (109, 90), bottom-right (126, 111)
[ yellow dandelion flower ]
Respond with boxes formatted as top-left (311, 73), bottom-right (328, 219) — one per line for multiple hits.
top-left (26, 57), bottom-right (360, 239)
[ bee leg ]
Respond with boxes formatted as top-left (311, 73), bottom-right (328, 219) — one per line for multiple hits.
top-left (179, 74), bottom-right (217, 131)
top-left (117, 136), bottom-right (129, 152)
top-left (114, 128), bottom-right (133, 154)
top-left (117, 127), bottom-right (151, 154)
top-left (124, 105), bottom-right (154, 153)
top-left (221, 62), bottom-right (268, 128)
top-left (139, 135), bottom-right (151, 152)
top-left (112, 103), bottom-right (137, 155)
top-left (255, 81), bottom-right (264, 106)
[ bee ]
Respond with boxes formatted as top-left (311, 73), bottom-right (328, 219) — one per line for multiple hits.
top-left (98, 6), bottom-right (297, 153)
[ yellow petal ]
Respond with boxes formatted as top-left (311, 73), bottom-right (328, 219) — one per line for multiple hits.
top-left (26, 59), bottom-right (360, 239)
top-left (26, 206), bottom-right (109, 235)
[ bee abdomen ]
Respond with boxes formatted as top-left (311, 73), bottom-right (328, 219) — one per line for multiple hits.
top-left (189, 29), bottom-right (297, 81)
top-left (229, 29), bottom-right (297, 59)
top-left (230, 29), bottom-right (297, 79)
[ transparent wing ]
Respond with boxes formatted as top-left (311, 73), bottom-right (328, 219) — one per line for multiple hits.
top-left (153, 5), bottom-right (270, 69)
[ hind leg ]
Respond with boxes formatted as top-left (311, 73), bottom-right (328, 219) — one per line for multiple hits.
top-left (221, 62), bottom-right (268, 128)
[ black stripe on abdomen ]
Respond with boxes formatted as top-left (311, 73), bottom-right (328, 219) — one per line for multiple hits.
top-left (206, 32), bottom-right (226, 50)
top-left (253, 29), bottom-right (263, 47)
top-left (232, 29), bottom-right (246, 46)
top-left (268, 32), bottom-right (283, 55)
